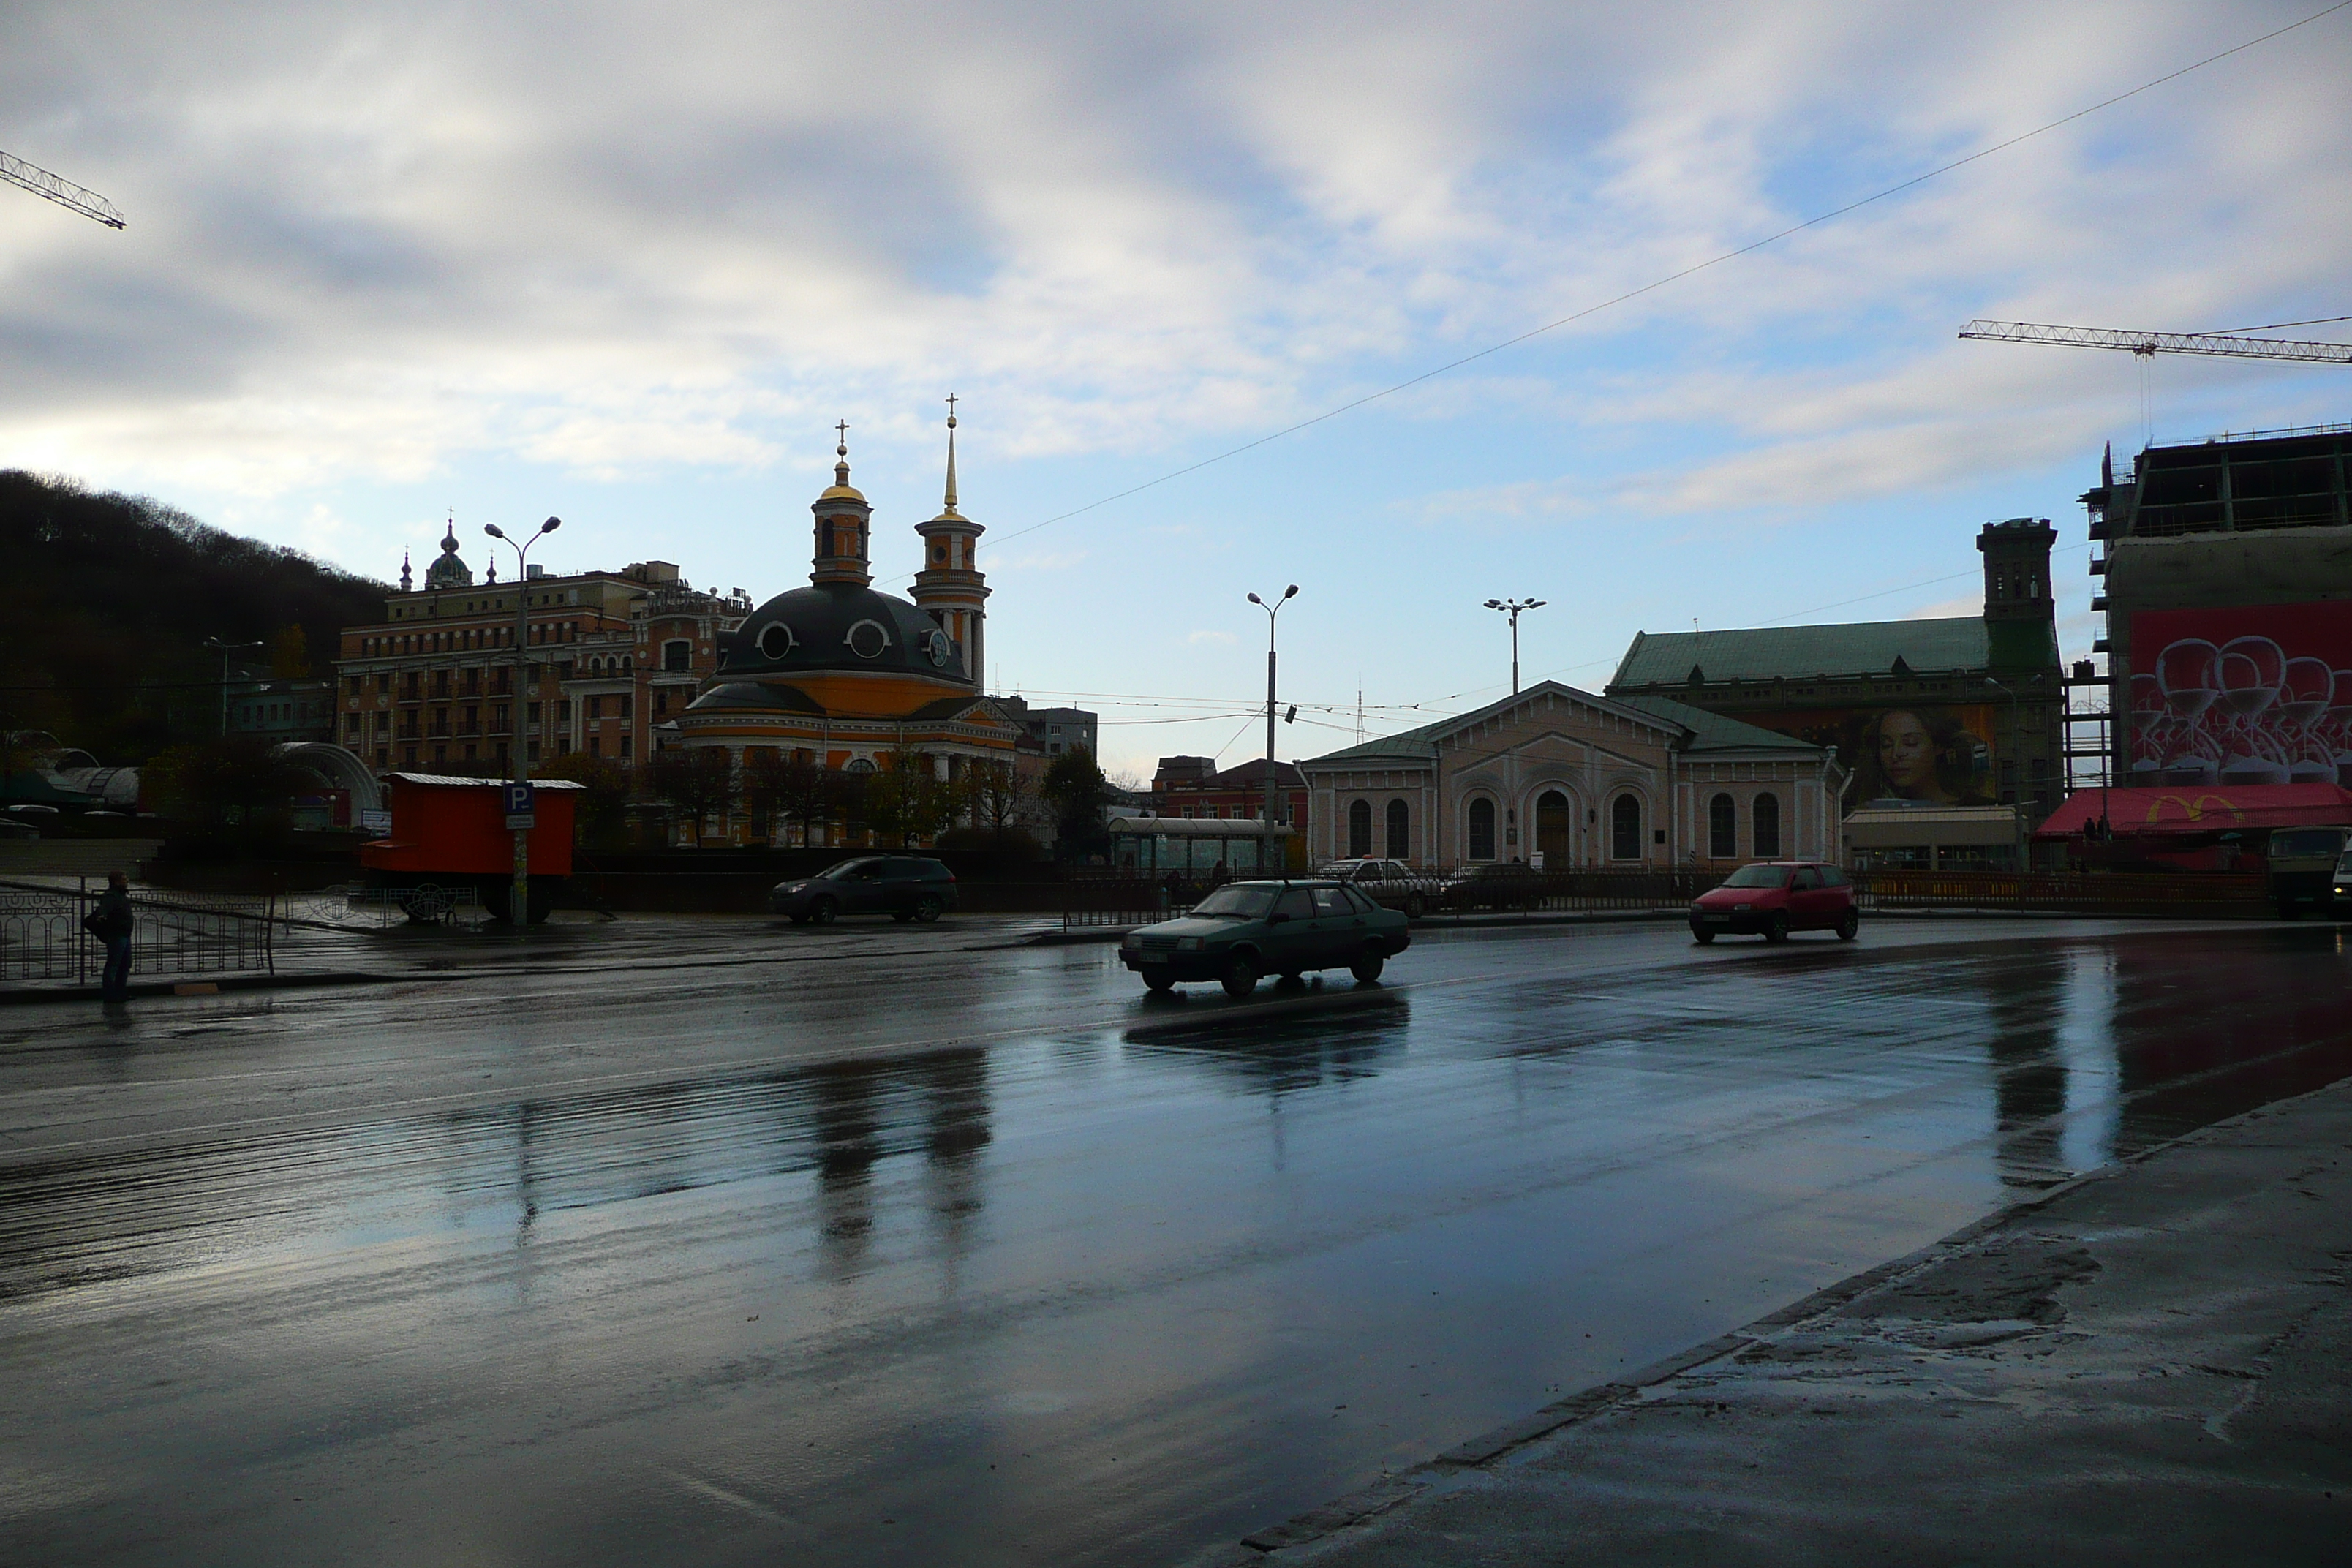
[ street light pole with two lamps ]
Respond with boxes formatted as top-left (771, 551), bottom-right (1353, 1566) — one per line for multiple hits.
top-left (1247, 584), bottom-right (1299, 875)
top-left (483, 516), bottom-right (561, 926)
top-left (1483, 598), bottom-right (1545, 694)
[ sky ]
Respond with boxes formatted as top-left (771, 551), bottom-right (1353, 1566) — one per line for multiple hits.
top-left (4, 0), bottom-right (2349, 780)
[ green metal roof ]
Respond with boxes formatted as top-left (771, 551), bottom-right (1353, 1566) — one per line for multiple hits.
top-left (1613, 694), bottom-right (1825, 754)
top-left (1300, 716), bottom-right (1449, 768)
top-left (1609, 617), bottom-right (1991, 689)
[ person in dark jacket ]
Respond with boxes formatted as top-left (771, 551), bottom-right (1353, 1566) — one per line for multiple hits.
top-left (84, 872), bottom-right (135, 1003)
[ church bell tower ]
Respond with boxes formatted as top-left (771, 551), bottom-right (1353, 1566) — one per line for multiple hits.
top-left (910, 397), bottom-right (990, 689)
top-left (810, 421), bottom-right (873, 588)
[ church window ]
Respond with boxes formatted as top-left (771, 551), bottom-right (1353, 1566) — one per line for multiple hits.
top-left (1753, 793), bottom-right (1782, 857)
top-left (1708, 794), bottom-right (1736, 859)
top-left (845, 758), bottom-right (876, 774)
top-left (844, 619), bottom-right (890, 659)
top-left (757, 624), bottom-right (793, 659)
top-left (1468, 798), bottom-right (1496, 861)
top-left (1610, 794), bottom-right (1642, 861)
top-left (1348, 799), bottom-right (1372, 858)
top-left (1386, 799), bottom-right (1409, 859)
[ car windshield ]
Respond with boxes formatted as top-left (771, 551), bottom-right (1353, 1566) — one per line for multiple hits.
top-left (2338, 851), bottom-right (2352, 877)
top-left (2270, 829), bottom-right (2343, 857)
top-left (1190, 885), bottom-right (1277, 918)
top-left (1722, 864), bottom-right (1791, 889)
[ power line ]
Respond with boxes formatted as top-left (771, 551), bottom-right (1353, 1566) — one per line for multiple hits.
top-left (920, 1), bottom-right (2351, 567)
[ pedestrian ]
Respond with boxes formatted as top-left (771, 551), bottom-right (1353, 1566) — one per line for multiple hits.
top-left (84, 872), bottom-right (135, 1003)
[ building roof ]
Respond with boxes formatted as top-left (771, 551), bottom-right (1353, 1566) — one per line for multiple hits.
top-left (1301, 680), bottom-right (1825, 771)
top-left (1613, 693), bottom-right (1825, 754)
top-left (717, 581), bottom-right (970, 687)
top-left (1609, 617), bottom-right (1991, 689)
top-left (387, 772), bottom-right (586, 790)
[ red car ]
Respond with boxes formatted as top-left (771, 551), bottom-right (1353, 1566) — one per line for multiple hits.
top-left (1689, 861), bottom-right (1858, 943)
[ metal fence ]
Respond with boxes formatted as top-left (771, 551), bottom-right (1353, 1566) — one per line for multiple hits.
top-left (0, 879), bottom-right (279, 984)
top-left (1852, 869), bottom-right (2272, 916)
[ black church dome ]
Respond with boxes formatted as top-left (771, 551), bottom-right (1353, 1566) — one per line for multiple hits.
top-left (717, 582), bottom-right (966, 684)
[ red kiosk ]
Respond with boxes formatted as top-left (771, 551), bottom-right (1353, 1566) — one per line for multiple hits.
top-left (360, 772), bottom-right (586, 922)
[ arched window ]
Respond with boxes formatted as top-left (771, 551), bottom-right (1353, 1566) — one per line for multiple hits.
top-left (1610, 794), bottom-right (1642, 861)
top-left (1753, 792), bottom-right (1782, 858)
top-left (1347, 798), bottom-right (1372, 858)
top-left (1708, 793), bottom-right (1736, 859)
top-left (1468, 797), bottom-right (1496, 861)
top-left (1385, 799), bottom-right (1409, 859)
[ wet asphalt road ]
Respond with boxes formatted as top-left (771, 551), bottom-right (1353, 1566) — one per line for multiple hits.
top-left (2, 915), bottom-right (2349, 1565)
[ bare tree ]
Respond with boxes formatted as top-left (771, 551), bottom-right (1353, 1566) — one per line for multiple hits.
top-left (648, 746), bottom-right (738, 845)
top-left (962, 758), bottom-right (1036, 844)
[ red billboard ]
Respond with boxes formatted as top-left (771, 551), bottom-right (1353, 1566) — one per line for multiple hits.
top-left (2128, 601), bottom-right (2352, 788)
top-left (1737, 704), bottom-right (1999, 804)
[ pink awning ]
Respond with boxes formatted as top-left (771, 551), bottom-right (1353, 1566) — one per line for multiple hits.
top-left (2035, 783), bottom-right (2352, 840)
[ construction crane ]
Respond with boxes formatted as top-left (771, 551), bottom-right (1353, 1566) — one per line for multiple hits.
top-left (1958, 319), bottom-right (2351, 364)
top-left (0, 148), bottom-right (125, 229)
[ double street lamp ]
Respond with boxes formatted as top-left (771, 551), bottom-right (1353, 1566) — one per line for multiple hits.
top-left (1484, 598), bottom-right (1545, 694)
top-left (201, 636), bottom-right (264, 738)
top-left (483, 516), bottom-right (561, 927)
top-left (1247, 584), bottom-right (1299, 874)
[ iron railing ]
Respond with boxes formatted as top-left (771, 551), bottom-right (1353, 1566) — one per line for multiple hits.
top-left (0, 880), bottom-right (277, 984)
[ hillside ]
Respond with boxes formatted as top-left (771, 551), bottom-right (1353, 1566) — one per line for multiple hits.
top-left (1, 470), bottom-right (391, 762)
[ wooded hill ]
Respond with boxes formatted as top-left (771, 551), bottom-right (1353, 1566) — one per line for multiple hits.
top-left (1, 470), bottom-right (391, 762)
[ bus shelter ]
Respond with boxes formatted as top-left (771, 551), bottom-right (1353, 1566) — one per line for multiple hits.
top-left (1109, 815), bottom-right (1295, 878)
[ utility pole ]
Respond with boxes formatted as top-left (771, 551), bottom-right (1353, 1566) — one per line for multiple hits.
top-left (484, 517), bottom-right (562, 926)
top-left (1248, 585), bottom-right (1298, 875)
top-left (202, 638), bottom-right (263, 738)
top-left (1484, 599), bottom-right (1545, 693)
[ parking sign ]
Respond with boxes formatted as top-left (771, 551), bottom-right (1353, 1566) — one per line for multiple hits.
top-left (504, 782), bottom-right (536, 829)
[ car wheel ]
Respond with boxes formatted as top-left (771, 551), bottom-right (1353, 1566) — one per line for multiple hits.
top-left (809, 897), bottom-right (837, 926)
top-left (915, 894), bottom-right (944, 923)
top-left (1691, 925), bottom-right (1716, 945)
top-left (1144, 973), bottom-right (1176, 993)
top-left (1405, 894), bottom-right (1425, 919)
top-left (1765, 912), bottom-right (1790, 943)
top-left (1349, 947), bottom-right (1386, 983)
top-left (1221, 952), bottom-right (1259, 998)
top-left (1836, 910), bottom-right (1859, 942)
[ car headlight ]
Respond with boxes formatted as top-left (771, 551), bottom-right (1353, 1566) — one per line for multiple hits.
top-left (1177, 936), bottom-right (1203, 951)
top-left (1121, 932), bottom-right (1142, 949)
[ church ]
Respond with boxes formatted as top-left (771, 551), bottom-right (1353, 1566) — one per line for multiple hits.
top-left (673, 414), bottom-right (1025, 786)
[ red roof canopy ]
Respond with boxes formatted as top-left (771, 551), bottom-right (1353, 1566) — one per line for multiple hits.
top-left (2036, 784), bottom-right (2352, 840)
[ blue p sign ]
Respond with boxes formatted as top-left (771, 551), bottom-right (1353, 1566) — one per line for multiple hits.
top-left (505, 783), bottom-right (535, 814)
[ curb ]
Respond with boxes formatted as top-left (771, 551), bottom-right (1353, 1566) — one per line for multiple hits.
top-left (0, 970), bottom-right (419, 1005)
top-left (1223, 1072), bottom-right (2352, 1560)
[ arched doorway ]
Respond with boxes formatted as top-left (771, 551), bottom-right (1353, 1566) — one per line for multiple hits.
top-left (1535, 790), bottom-right (1572, 866)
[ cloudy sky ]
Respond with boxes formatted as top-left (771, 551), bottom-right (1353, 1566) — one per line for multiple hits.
top-left (6, 0), bottom-right (2348, 777)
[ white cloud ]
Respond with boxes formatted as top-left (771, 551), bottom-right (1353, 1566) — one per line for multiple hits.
top-left (1187, 629), bottom-right (1236, 645)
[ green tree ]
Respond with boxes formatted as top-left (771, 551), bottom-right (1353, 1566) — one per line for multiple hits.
top-left (867, 742), bottom-right (957, 847)
top-left (1039, 746), bottom-right (1111, 862)
top-left (141, 736), bottom-right (313, 837)
top-left (537, 751), bottom-right (633, 848)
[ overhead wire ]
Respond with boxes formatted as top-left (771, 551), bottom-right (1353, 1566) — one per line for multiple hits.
top-left (890, 0), bottom-right (2351, 575)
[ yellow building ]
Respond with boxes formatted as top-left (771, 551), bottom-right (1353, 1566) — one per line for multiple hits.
top-left (674, 418), bottom-right (1023, 827)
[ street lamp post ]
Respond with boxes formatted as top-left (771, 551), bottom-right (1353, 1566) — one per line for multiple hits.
top-left (483, 517), bottom-right (562, 927)
top-left (1247, 584), bottom-right (1298, 875)
top-left (201, 637), bottom-right (263, 738)
top-left (1484, 599), bottom-right (1545, 694)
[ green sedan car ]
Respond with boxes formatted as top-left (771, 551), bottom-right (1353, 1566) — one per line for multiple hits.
top-left (1120, 878), bottom-right (1412, 996)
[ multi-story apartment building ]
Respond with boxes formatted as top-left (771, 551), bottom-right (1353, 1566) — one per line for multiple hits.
top-left (333, 525), bottom-right (749, 773)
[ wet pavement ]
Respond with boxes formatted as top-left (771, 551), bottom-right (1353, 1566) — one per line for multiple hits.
top-left (1, 916), bottom-right (2348, 1564)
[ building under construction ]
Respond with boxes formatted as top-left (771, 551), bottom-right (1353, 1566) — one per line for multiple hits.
top-left (2084, 425), bottom-right (2352, 788)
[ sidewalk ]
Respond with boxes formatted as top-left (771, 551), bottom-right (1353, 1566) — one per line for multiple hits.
top-left (1215, 1075), bottom-right (2352, 1566)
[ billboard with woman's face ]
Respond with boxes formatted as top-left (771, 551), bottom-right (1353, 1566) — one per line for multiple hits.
top-left (1730, 705), bottom-right (1999, 804)
top-left (2129, 601), bottom-right (2352, 787)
